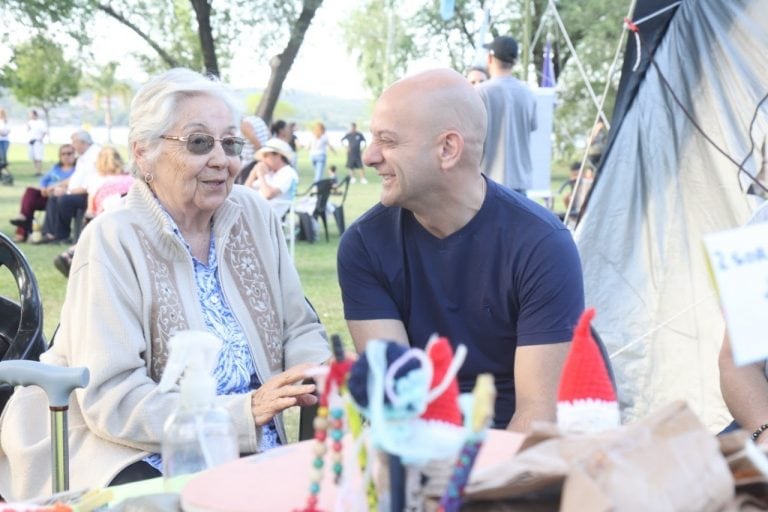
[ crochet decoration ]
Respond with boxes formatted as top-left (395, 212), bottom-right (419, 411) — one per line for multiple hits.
top-left (346, 335), bottom-right (473, 511)
top-left (556, 308), bottom-right (620, 433)
top-left (347, 335), bottom-right (468, 465)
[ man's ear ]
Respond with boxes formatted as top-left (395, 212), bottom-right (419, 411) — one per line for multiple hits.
top-left (439, 131), bottom-right (464, 171)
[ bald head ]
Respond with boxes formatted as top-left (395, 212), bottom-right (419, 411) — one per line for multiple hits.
top-left (378, 69), bottom-right (487, 170)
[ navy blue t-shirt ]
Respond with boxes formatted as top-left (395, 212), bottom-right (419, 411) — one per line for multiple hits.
top-left (337, 178), bottom-right (584, 428)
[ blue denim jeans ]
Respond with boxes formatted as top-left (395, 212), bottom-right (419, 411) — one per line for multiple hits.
top-left (311, 153), bottom-right (326, 182)
top-left (0, 140), bottom-right (8, 165)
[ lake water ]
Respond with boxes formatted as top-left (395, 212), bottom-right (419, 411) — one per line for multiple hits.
top-left (4, 123), bottom-right (364, 150)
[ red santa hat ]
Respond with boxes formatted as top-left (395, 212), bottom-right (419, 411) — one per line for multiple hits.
top-left (557, 308), bottom-right (620, 433)
top-left (421, 335), bottom-right (463, 425)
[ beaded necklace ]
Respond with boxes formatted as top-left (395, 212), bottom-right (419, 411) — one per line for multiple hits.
top-left (297, 335), bottom-right (353, 512)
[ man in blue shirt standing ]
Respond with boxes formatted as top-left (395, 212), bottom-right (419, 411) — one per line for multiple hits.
top-left (337, 68), bottom-right (584, 431)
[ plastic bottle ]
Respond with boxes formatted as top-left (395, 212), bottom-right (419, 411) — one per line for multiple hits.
top-left (29, 219), bottom-right (42, 244)
top-left (158, 330), bottom-right (239, 491)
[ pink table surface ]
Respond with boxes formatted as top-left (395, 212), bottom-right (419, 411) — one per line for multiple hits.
top-left (181, 429), bottom-right (524, 512)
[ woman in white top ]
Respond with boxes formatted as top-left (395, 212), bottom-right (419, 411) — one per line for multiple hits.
top-left (308, 121), bottom-right (335, 182)
top-left (26, 109), bottom-right (47, 175)
top-left (0, 108), bottom-right (10, 166)
top-left (245, 138), bottom-right (298, 219)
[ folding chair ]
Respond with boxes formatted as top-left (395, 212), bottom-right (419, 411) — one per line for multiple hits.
top-left (592, 327), bottom-right (617, 393)
top-left (297, 179), bottom-right (335, 242)
top-left (331, 175), bottom-right (352, 235)
top-left (0, 149), bottom-right (11, 186)
top-left (284, 201), bottom-right (296, 260)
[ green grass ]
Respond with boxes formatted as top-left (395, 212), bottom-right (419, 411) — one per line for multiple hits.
top-left (0, 144), bottom-right (380, 345)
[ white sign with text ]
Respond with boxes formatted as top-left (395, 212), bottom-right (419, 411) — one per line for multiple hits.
top-left (704, 222), bottom-right (768, 366)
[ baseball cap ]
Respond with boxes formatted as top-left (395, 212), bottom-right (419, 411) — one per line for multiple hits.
top-left (483, 36), bottom-right (519, 63)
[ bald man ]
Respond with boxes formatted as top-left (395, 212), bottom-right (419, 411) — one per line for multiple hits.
top-left (337, 69), bottom-right (585, 432)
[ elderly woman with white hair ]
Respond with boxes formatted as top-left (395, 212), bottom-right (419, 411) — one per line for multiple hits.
top-left (0, 68), bottom-right (330, 500)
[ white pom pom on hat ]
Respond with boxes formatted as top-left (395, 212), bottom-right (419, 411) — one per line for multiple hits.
top-left (557, 308), bottom-right (620, 433)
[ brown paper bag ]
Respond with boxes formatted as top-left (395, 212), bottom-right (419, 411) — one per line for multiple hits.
top-left (466, 401), bottom-right (734, 511)
top-left (720, 431), bottom-right (768, 510)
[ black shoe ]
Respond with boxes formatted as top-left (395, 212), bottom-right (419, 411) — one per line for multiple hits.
top-left (54, 250), bottom-right (73, 277)
top-left (9, 217), bottom-right (26, 227)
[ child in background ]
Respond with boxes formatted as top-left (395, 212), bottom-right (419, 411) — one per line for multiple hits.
top-left (328, 164), bottom-right (338, 185)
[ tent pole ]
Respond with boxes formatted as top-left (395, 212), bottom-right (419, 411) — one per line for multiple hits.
top-left (530, 2), bottom-right (554, 60)
top-left (548, 0), bottom-right (609, 127)
top-left (522, 0), bottom-right (532, 83)
top-left (564, 0), bottom-right (639, 227)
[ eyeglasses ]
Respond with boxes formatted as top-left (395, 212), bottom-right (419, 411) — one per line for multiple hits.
top-left (60, 151), bottom-right (75, 156)
top-left (160, 133), bottom-right (245, 157)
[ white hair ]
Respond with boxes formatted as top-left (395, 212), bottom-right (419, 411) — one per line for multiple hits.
top-left (128, 68), bottom-right (242, 176)
top-left (71, 130), bottom-right (93, 145)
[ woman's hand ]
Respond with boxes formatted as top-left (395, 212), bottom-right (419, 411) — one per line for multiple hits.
top-left (255, 161), bottom-right (269, 179)
top-left (251, 363), bottom-right (318, 426)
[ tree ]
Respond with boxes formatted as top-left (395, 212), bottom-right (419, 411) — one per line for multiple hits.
top-left (0, 35), bottom-right (81, 128)
top-left (341, 0), bottom-right (417, 97)
top-left (245, 93), bottom-right (296, 124)
top-left (254, 0), bottom-right (323, 124)
top-left (82, 62), bottom-right (134, 142)
top-left (0, 0), bottom-right (326, 122)
top-left (342, 0), bottom-right (627, 162)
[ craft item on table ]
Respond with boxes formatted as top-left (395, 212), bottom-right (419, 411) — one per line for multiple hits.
top-left (347, 335), bottom-right (467, 462)
top-left (0, 503), bottom-right (72, 511)
top-left (556, 308), bottom-right (620, 433)
top-left (296, 334), bottom-right (355, 512)
top-left (347, 335), bottom-right (468, 511)
top-left (438, 373), bottom-right (496, 512)
top-left (0, 487), bottom-right (114, 512)
top-left (344, 382), bottom-right (377, 511)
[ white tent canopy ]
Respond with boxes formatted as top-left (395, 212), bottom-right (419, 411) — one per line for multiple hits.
top-left (576, 0), bottom-right (768, 431)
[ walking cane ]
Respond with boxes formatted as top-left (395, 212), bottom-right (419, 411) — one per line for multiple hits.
top-left (0, 360), bottom-right (89, 494)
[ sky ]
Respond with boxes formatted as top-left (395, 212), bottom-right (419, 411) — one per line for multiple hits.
top-left (85, 0), bottom-right (375, 100)
top-left (85, 0), bottom-right (450, 100)
top-left (228, 0), bottom-right (371, 98)
top-left (2, 1), bottom-right (461, 101)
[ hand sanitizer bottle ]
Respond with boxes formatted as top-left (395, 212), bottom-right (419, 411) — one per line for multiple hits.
top-left (158, 330), bottom-right (239, 491)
